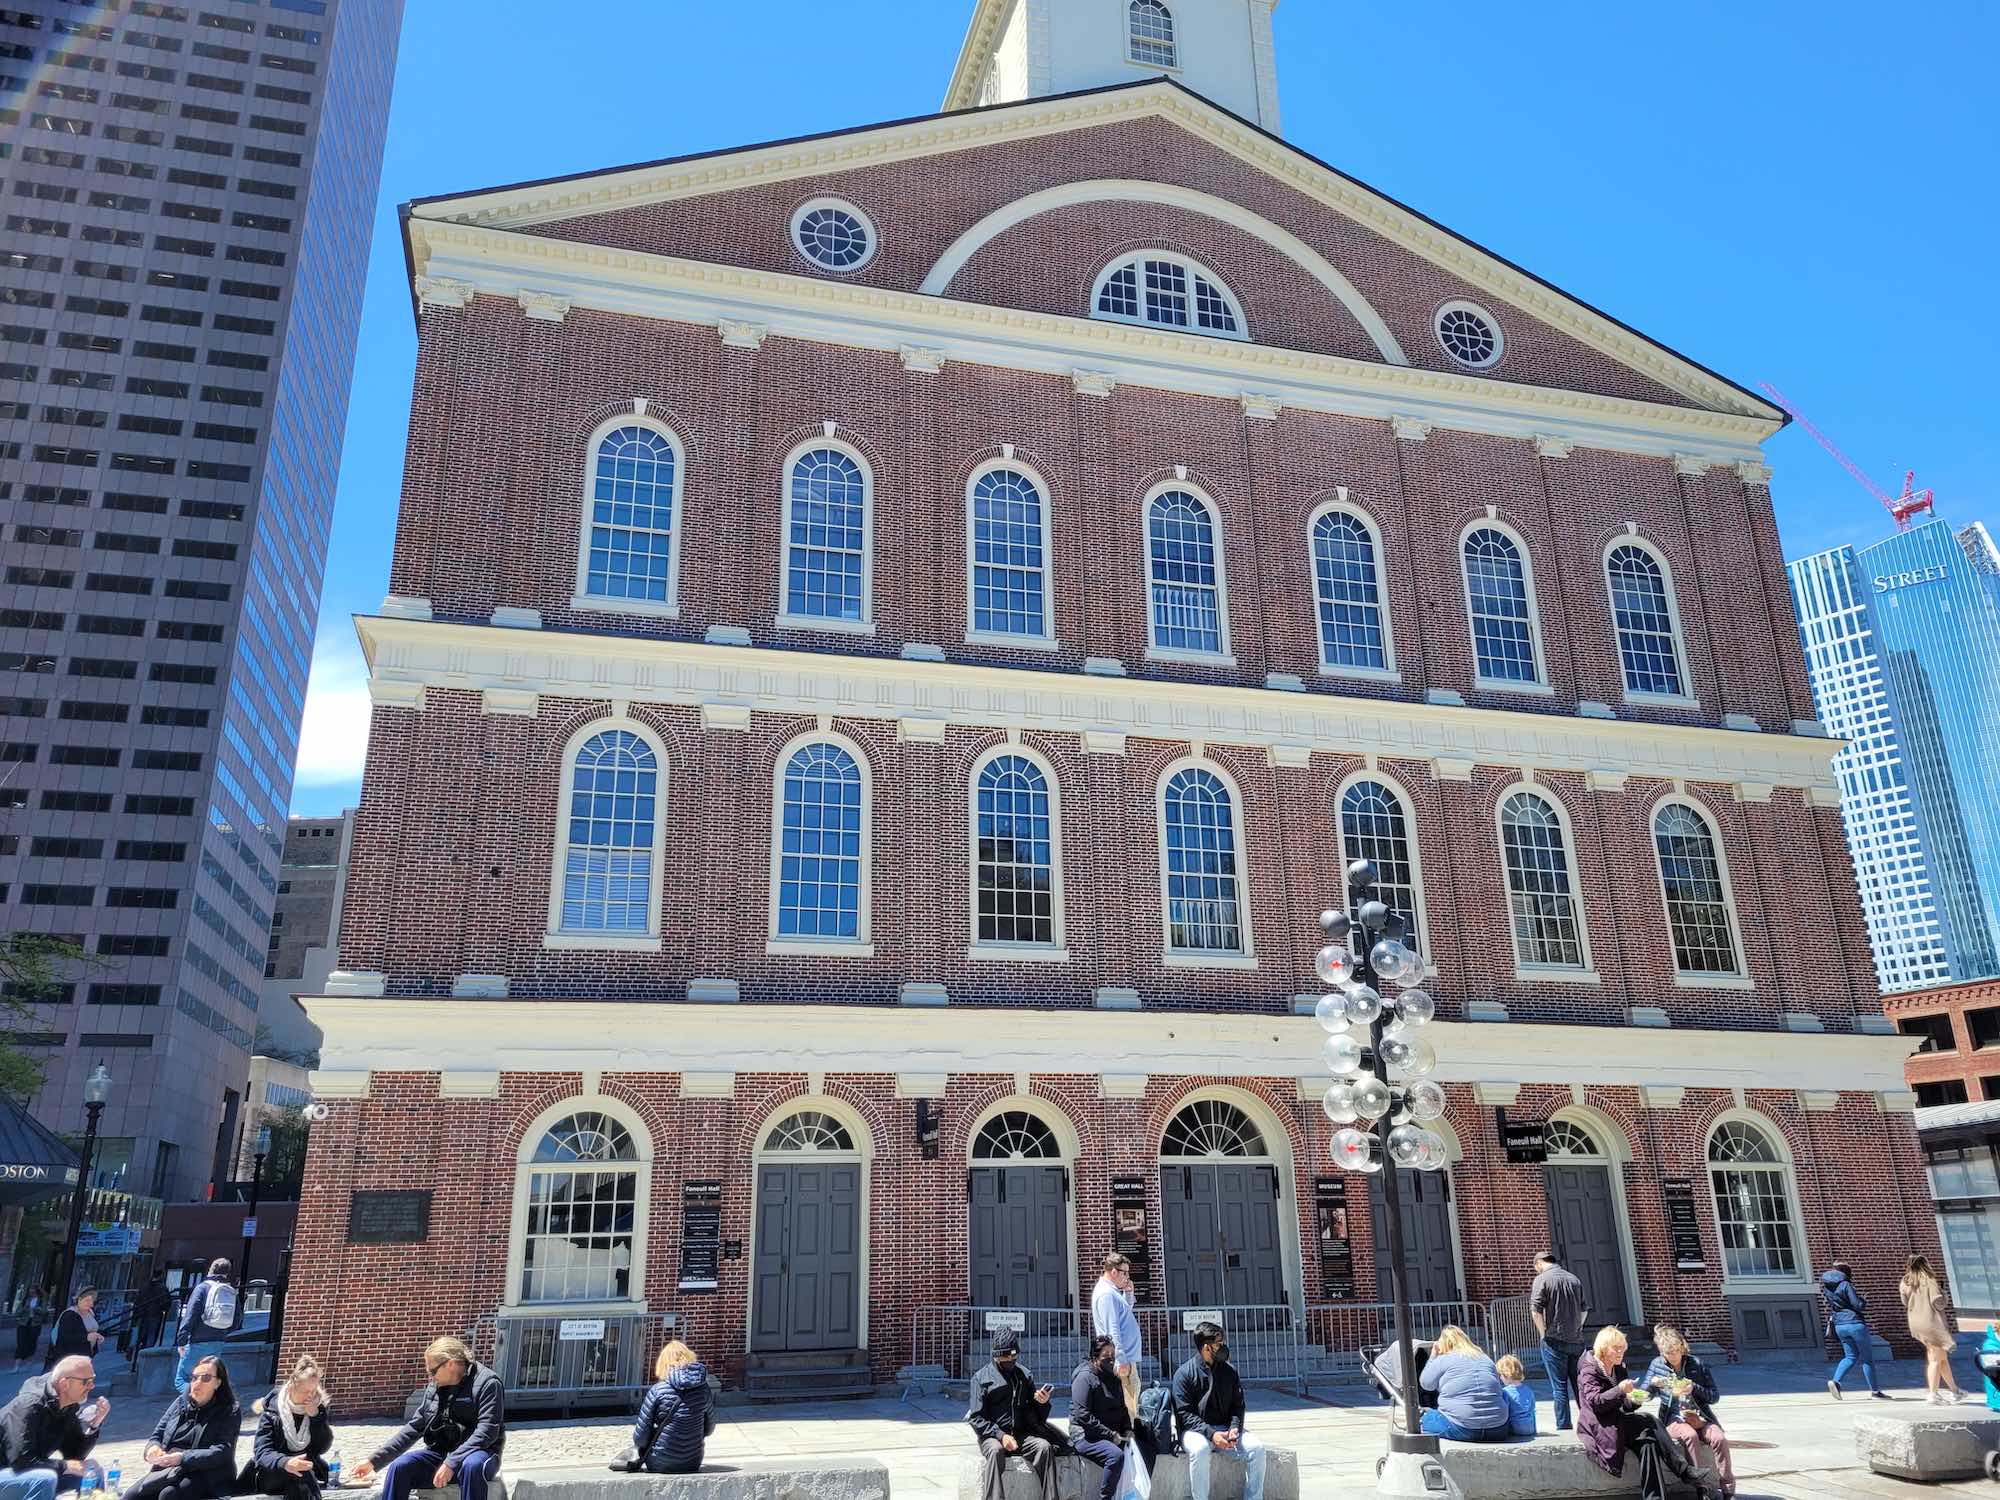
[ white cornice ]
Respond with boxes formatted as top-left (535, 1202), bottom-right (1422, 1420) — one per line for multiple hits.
top-left (944, 0), bottom-right (1011, 112)
top-left (356, 615), bottom-right (1840, 799)
top-left (407, 84), bottom-right (1774, 423)
top-left (303, 997), bottom-right (1914, 1098)
top-left (408, 218), bottom-right (1775, 465)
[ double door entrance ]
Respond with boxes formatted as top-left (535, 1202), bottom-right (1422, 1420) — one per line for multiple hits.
top-left (1161, 1162), bottom-right (1286, 1307)
top-left (750, 1161), bottom-right (861, 1353)
top-left (1369, 1168), bottom-right (1461, 1305)
top-left (969, 1165), bottom-right (1069, 1309)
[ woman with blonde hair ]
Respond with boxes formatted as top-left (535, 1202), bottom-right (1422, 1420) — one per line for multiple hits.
top-left (619, 1340), bottom-right (714, 1475)
top-left (1643, 1326), bottom-right (1733, 1499)
top-left (1413, 1324), bottom-right (1510, 1442)
top-left (1577, 1327), bottom-right (1717, 1500)
top-left (241, 1355), bottom-right (336, 1500)
top-left (1901, 1254), bottom-right (1971, 1404)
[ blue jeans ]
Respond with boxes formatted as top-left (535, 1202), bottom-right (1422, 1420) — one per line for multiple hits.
top-left (1071, 1436), bottom-right (1127, 1500)
top-left (1419, 1409), bottom-right (1512, 1442)
top-left (0, 1471), bottom-right (58, 1500)
top-left (1183, 1431), bottom-right (1264, 1500)
top-left (383, 1450), bottom-right (500, 1500)
top-left (1541, 1337), bottom-right (1586, 1430)
top-left (1832, 1322), bottom-right (1879, 1393)
top-left (174, 1340), bottom-right (229, 1394)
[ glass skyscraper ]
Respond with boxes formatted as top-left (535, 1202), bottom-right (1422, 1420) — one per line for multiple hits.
top-left (1790, 519), bottom-right (2000, 992)
top-left (0, 0), bottom-right (403, 1206)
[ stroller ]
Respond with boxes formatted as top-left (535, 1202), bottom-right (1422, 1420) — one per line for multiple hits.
top-left (1978, 1340), bottom-right (2000, 1480)
top-left (1364, 1338), bottom-right (1442, 1428)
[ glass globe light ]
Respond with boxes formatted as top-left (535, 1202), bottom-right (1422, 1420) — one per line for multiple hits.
top-left (1315, 944), bottom-right (1357, 986)
top-left (1321, 1082), bottom-right (1359, 1124)
top-left (1387, 1123), bottom-right (1429, 1169)
top-left (1395, 988), bottom-right (1436, 1026)
top-left (1321, 1031), bottom-right (1365, 1077)
top-left (1393, 1034), bottom-right (1438, 1078)
top-left (1357, 899), bottom-right (1390, 932)
top-left (1417, 1129), bottom-right (1451, 1170)
top-left (1377, 1028), bottom-right (1416, 1069)
top-left (1346, 859), bottom-right (1378, 892)
top-left (1318, 910), bottom-right (1353, 939)
top-left (1343, 982), bottom-right (1383, 1025)
top-left (1370, 940), bottom-right (1420, 985)
top-left (1404, 1079), bottom-right (1447, 1122)
top-left (1353, 1075), bottom-right (1393, 1120)
top-left (1331, 1127), bottom-right (1377, 1173)
top-left (1314, 991), bottom-right (1352, 1032)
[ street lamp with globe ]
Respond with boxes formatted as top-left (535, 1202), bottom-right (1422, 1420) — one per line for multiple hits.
top-left (1313, 860), bottom-right (1448, 1468)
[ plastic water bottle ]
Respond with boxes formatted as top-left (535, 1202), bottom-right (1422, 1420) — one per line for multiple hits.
top-left (326, 1450), bottom-right (341, 1489)
top-left (106, 1462), bottom-right (122, 1496)
top-left (80, 1470), bottom-right (99, 1498)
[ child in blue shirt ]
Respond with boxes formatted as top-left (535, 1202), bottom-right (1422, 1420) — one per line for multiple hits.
top-left (1495, 1354), bottom-right (1536, 1437)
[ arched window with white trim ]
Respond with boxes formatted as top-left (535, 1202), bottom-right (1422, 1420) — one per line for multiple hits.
top-left (1462, 525), bottom-right (1543, 686)
top-left (553, 729), bottom-right (661, 937)
top-left (972, 751), bottom-right (1060, 950)
top-left (1128, 0), bottom-right (1177, 67)
top-left (972, 1110), bottom-right (1062, 1161)
top-left (781, 444), bottom-right (870, 628)
top-left (1498, 789), bottom-right (1587, 970)
top-left (1094, 254), bottom-right (1244, 338)
top-left (1146, 488), bottom-right (1230, 658)
top-left (1654, 801), bottom-right (1741, 976)
top-left (1311, 506), bottom-right (1391, 673)
top-left (576, 421), bottom-right (681, 611)
top-left (516, 1107), bottom-right (645, 1305)
top-left (1707, 1119), bottom-right (1802, 1280)
top-left (772, 739), bottom-right (868, 944)
top-left (1161, 765), bottom-right (1248, 956)
top-left (1339, 778), bottom-right (1423, 956)
top-left (1162, 1099), bottom-right (1266, 1158)
top-left (1607, 542), bottom-right (1689, 699)
top-left (967, 465), bottom-right (1052, 643)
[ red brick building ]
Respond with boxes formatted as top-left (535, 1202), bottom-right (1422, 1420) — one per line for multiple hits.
top-left (288, 0), bottom-right (1926, 1408)
top-left (1887, 979), bottom-right (2000, 1108)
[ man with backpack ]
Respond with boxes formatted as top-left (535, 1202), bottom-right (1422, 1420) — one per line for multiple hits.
top-left (1170, 1323), bottom-right (1266, 1500)
top-left (173, 1259), bottom-right (240, 1395)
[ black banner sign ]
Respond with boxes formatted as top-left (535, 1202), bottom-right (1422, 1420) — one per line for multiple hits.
top-left (680, 1179), bottom-right (723, 1290)
top-left (1497, 1110), bottom-right (1548, 1164)
top-left (1111, 1174), bottom-right (1151, 1289)
top-left (1314, 1176), bottom-right (1353, 1298)
top-left (1662, 1177), bottom-right (1706, 1271)
top-left (346, 1190), bottom-right (431, 1245)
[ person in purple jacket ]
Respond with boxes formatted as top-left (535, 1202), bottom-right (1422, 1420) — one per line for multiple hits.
top-left (1576, 1327), bottom-right (1717, 1500)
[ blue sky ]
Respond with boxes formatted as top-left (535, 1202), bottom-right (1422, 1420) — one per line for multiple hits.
top-left (289, 0), bottom-right (2000, 815)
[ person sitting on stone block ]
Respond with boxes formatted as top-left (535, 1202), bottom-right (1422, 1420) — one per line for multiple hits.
top-left (1170, 1323), bottom-right (1266, 1500)
top-left (968, 1327), bottom-right (1069, 1500)
top-left (349, 1338), bottom-right (504, 1500)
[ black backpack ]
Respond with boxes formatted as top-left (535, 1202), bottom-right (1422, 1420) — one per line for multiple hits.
top-left (1135, 1381), bottom-right (1176, 1461)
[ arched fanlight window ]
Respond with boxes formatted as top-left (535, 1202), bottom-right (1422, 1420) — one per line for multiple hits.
top-left (1462, 525), bottom-right (1543, 685)
top-left (1707, 1119), bottom-right (1801, 1279)
top-left (1311, 507), bottom-right (1390, 673)
top-left (1607, 542), bottom-right (1688, 698)
top-left (577, 423), bottom-right (680, 609)
top-left (519, 1111), bottom-right (640, 1304)
top-left (1128, 0), bottom-right (1177, 67)
top-left (554, 730), bottom-right (661, 936)
top-left (1338, 778), bottom-right (1422, 956)
top-left (972, 1110), bottom-right (1062, 1161)
top-left (1654, 802), bottom-right (1741, 976)
top-left (762, 1110), bottom-right (856, 1153)
top-left (1545, 1119), bottom-right (1603, 1159)
top-left (1162, 1099), bottom-right (1267, 1159)
top-left (1095, 254), bottom-right (1243, 338)
top-left (1498, 789), bottom-right (1586, 969)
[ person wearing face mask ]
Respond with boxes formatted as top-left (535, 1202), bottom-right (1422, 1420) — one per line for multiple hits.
top-left (966, 1328), bottom-right (1067, 1500)
top-left (1170, 1324), bottom-right (1265, 1500)
top-left (1068, 1335), bottom-right (1132, 1500)
top-left (1090, 1253), bottom-right (1143, 1421)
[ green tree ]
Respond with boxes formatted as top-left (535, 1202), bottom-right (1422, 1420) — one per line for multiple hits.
top-left (250, 1104), bottom-right (311, 1191)
top-left (0, 934), bottom-right (88, 1105)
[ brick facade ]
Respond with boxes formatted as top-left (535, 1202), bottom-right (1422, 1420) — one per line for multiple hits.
top-left (1886, 978), bottom-right (2000, 1106)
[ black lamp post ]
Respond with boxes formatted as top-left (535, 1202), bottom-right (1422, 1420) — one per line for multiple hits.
top-left (1312, 862), bottom-right (1449, 1458)
top-left (55, 1063), bottom-right (112, 1304)
top-left (239, 1124), bottom-right (271, 1291)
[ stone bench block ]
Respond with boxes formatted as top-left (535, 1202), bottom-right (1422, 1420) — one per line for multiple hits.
top-left (1433, 1435), bottom-right (1692, 1500)
top-left (957, 1448), bottom-right (1298, 1500)
top-left (407, 1461), bottom-right (890, 1500)
top-left (1855, 1408), bottom-right (2000, 1481)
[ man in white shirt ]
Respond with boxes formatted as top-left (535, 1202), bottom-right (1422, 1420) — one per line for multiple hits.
top-left (1090, 1252), bottom-right (1142, 1419)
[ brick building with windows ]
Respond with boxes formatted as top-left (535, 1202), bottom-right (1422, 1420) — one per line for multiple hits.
top-left (288, 0), bottom-right (1927, 1407)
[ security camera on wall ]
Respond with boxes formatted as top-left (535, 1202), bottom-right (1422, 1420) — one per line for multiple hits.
top-left (302, 1101), bottom-right (330, 1123)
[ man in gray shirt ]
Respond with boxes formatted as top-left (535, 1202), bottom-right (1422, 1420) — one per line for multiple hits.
top-left (1530, 1252), bottom-right (1589, 1430)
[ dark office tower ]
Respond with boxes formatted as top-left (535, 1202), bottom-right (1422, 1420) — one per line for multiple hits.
top-left (0, 0), bottom-right (403, 1211)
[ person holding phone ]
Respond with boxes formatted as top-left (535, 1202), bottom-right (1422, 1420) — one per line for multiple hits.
top-left (966, 1328), bottom-right (1068, 1500)
top-left (1171, 1323), bottom-right (1266, 1500)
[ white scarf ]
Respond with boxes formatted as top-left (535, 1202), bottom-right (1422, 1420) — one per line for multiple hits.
top-left (275, 1388), bottom-right (313, 1453)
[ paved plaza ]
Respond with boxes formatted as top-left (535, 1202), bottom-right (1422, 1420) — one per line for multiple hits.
top-left (9, 1351), bottom-right (1996, 1498)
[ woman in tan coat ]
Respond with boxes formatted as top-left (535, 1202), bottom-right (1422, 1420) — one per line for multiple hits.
top-left (1901, 1254), bottom-right (1969, 1404)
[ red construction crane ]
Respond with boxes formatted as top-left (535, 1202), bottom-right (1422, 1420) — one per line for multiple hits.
top-left (1758, 382), bottom-right (1935, 530)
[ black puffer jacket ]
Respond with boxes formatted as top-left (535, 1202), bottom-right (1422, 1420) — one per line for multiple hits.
top-left (1068, 1360), bottom-right (1131, 1447)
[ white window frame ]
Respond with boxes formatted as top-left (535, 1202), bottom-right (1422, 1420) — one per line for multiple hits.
top-left (1307, 500), bottom-right (1399, 681)
top-left (766, 729), bottom-right (875, 957)
top-left (1155, 756), bottom-right (1256, 968)
top-left (1602, 535), bottom-right (1697, 707)
top-left (1126, 0), bottom-right (1179, 70)
top-left (570, 413), bottom-right (686, 621)
top-left (1459, 518), bottom-right (1552, 695)
top-left (1650, 794), bottom-right (1750, 988)
top-left (745, 1094), bottom-right (874, 1352)
top-left (1434, 298), bottom-right (1505, 369)
top-left (776, 436), bottom-right (876, 636)
top-left (1492, 781), bottom-right (1598, 982)
top-left (1090, 253), bottom-right (1249, 341)
top-left (967, 744), bottom-right (1069, 960)
top-left (1704, 1111), bottom-right (1811, 1293)
top-left (1142, 480), bottom-right (1235, 666)
top-left (963, 459), bottom-right (1059, 651)
top-left (788, 196), bottom-right (878, 274)
top-left (501, 1093), bottom-right (653, 1317)
top-left (543, 717), bottom-right (669, 953)
top-left (1333, 770), bottom-right (1430, 963)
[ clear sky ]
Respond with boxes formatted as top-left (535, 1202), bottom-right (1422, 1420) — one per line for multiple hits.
top-left (289, 0), bottom-right (2000, 815)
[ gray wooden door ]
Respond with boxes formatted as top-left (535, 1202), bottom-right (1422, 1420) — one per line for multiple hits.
top-left (969, 1166), bottom-right (1069, 1309)
top-left (751, 1162), bottom-right (862, 1352)
top-left (1545, 1163), bottom-right (1631, 1327)
top-left (1162, 1164), bottom-right (1285, 1308)
top-left (1369, 1169), bottom-right (1461, 1305)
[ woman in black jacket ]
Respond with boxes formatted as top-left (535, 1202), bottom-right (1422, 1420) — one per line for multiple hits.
top-left (127, 1356), bottom-right (243, 1500)
top-left (240, 1356), bottom-right (334, 1500)
top-left (1069, 1335), bottom-right (1131, 1500)
top-left (46, 1288), bottom-right (102, 1366)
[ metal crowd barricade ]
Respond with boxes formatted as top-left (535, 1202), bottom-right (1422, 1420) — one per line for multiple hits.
top-left (1485, 1294), bottom-right (1539, 1362)
top-left (1137, 1305), bottom-right (1301, 1390)
top-left (910, 1305), bottom-right (1086, 1383)
top-left (470, 1310), bottom-right (684, 1415)
top-left (1298, 1300), bottom-right (1491, 1387)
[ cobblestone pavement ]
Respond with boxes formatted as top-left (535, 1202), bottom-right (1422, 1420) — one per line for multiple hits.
top-left (2, 1353), bottom-right (1984, 1497)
